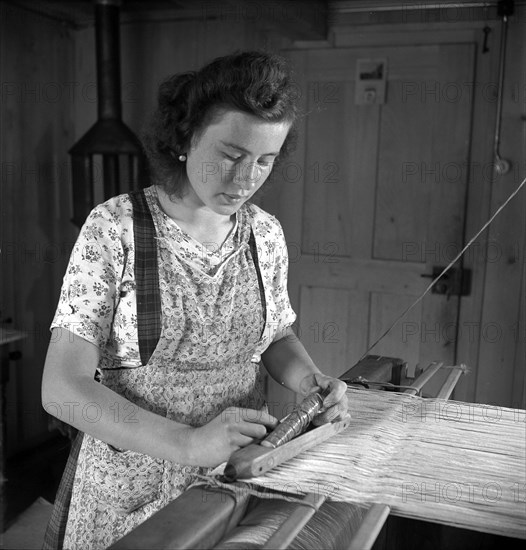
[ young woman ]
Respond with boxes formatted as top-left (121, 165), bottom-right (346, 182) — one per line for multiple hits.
top-left (42, 51), bottom-right (348, 549)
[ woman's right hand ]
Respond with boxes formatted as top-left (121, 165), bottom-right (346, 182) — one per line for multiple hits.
top-left (183, 407), bottom-right (279, 467)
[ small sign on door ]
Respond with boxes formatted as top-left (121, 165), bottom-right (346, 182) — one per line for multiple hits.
top-left (355, 59), bottom-right (387, 105)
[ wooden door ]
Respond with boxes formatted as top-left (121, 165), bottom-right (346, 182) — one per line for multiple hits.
top-left (262, 44), bottom-right (475, 412)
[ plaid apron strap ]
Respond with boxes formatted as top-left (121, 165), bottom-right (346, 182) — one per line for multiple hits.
top-left (248, 227), bottom-right (267, 337)
top-left (43, 190), bottom-right (161, 549)
top-left (128, 189), bottom-right (162, 366)
top-left (42, 431), bottom-right (83, 550)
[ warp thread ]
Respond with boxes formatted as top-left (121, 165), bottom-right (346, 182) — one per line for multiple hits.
top-left (227, 388), bottom-right (526, 539)
top-left (188, 475), bottom-right (320, 509)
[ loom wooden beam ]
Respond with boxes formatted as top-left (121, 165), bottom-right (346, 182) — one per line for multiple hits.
top-left (408, 361), bottom-right (444, 394)
top-left (225, 356), bottom-right (408, 549)
top-left (436, 365), bottom-right (466, 400)
top-left (340, 354), bottom-right (405, 386)
top-left (225, 416), bottom-right (351, 481)
top-left (222, 356), bottom-right (406, 548)
top-left (109, 485), bottom-right (250, 550)
top-left (108, 355), bottom-right (402, 549)
top-left (261, 492), bottom-right (327, 550)
top-left (343, 361), bottom-right (467, 550)
top-left (225, 355), bottom-right (403, 481)
top-left (347, 503), bottom-right (391, 550)
top-left (109, 358), bottom-right (466, 549)
top-left (255, 361), bottom-right (466, 550)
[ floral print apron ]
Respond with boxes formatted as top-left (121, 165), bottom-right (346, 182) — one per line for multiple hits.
top-left (46, 187), bottom-right (295, 549)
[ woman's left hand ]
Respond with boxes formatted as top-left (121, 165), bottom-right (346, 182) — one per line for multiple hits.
top-left (298, 372), bottom-right (349, 426)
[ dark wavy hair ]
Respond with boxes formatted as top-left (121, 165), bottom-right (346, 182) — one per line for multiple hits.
top-left (142, 51), bottom-right (298, 196)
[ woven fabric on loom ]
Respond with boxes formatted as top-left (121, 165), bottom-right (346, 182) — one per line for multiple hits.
top-left (214, 500), bottom-right (367, 549)
top-left (234, 388), bottom-right (526, 539)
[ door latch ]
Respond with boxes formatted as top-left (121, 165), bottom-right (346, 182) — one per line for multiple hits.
top-left (421, 267), bottom-right (472, 296)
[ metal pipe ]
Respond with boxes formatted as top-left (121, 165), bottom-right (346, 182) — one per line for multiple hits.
top-left (103, 154), bottom-right (119, 198)
top-left (95, 0), bottom-right (122, 120)
top-left (493, 2), bottom-right (513, 175)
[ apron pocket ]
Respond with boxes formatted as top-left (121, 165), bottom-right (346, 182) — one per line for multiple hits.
top-left (91, 440), bottom-right (163, 515)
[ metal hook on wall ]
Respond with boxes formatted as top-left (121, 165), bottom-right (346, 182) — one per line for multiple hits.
top-left (493, 0), bottom-right (514, 176)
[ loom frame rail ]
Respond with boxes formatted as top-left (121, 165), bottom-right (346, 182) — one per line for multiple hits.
top-left (109, 356), bottom-right (475, 550)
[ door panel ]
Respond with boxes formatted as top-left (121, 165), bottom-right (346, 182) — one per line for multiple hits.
top-left (374, 79), bottom-right (435, 261)
top-left (299, 287), bottom-right (369, 376)
top-left (268, 44), bottom-right (475, 402)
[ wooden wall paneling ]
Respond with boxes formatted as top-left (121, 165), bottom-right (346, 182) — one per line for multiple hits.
top-left (330, 16), bottom-right (500, 47)
top-left (0, 2), bottom-right (16, 456)
top-left (514, 6), bottom-right (526, 412)
top-left (347, 100), bottom-right (381, 259)
top-left (118, 18), bottom-right (293, 141)
top-left (298, 286), bottom-right (369, 380)
top-left (260, 48), bottom-right (308, 247)
top-left (260, 50), bottom-right (309, 413)
top-left (512, 248), bottom-right (525, 409)
top-left (474, 9), bottom-right (526, 407)
top-left (116, 1), bottom-right (327, 43)
top-left (368, 292), bottom-right (422, 374)
top-left (416, 43), bottom-right (476, 393)
top-left (1, 2), bottom-right (76, 454)
top-left (328, 19), bottom-right (515, 406)
top-left (372, 48), bottom-right (438, 261)
top-left (333, 26), bottom-right (477, 47)
top-left (328, 3), bottom-right (500, 29)
top-left (222, 0), bottom-right (328, 41)
top-left (452, 30), bottom-right (500, 404)
top-left (285, 45), bottom-right (475, 398)
top-left (298, 62), bottom-right (379, 259)
top-left (71, 27), bottom-right (96, 142)
top-left (293, 256), bottom-right (428, 294)
top-left (511, 59), bottom-right (525, 410)
top-left (453, 21), bottom-right (522, 407)
top-left (298, 287), bottom-right (350, 385)
top-left (301, 79), bottom-right (352, 256)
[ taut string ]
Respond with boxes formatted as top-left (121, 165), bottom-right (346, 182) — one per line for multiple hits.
top-left (359, 175), bottom-right (526, 361)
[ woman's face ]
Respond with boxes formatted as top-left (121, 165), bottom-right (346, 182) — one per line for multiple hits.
top-left (183, 109), bottom-right (291, 216)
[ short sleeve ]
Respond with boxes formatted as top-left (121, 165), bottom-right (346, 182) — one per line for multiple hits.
top-left (271, 222), bottom-right (297, 339)
top-left (248, 205), bottom-right (297, 355)
top-left (51, 204), bottom-right (126, 349)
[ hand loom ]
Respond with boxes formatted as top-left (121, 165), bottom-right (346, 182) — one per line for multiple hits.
top-left (107, 354), bottom-right (525, 550)
top-left (105, 173), bottom-right (526, 549)
top-left (222, 385), bottom-right (351, 483)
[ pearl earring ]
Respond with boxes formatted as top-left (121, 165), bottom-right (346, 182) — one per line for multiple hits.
top-left (178, 154), bottom-right (187, 162)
